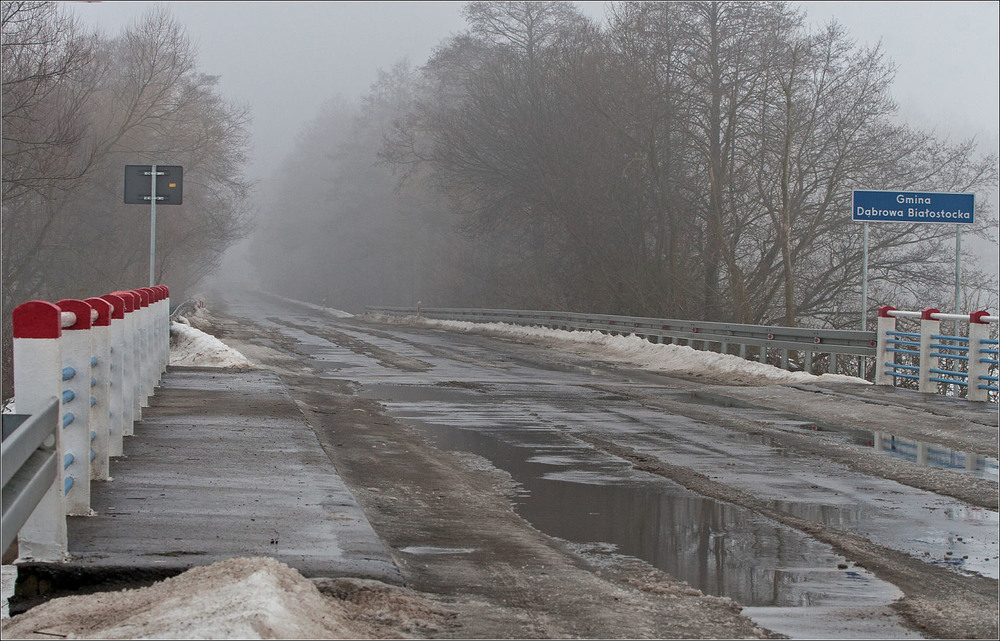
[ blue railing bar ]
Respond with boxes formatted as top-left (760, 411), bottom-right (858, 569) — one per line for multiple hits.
top-left (62, 390), bottom-right (75, 404)
top-left (979, 375), bottom-right (1000, 382)
top-left (931, 353), bottom-right (968, 362)
top-left (90, 430), bottom-right (96, 442)
top-left (89, 396), bottom-right (96, 407)
top-left (90, 377), bottom-right (96, 388)
top-left (62, 367), bottom-right (75, 381)
top-left (930, 344), bottom-right (968, 352)
top-left (931, 334), bottom-right (968, 342)
top-left (886, 331), bottom-right (920, 338)
top-left (980, 359), bottom-right (999, 366)
top-left (981, 339), bottom-right (999, 345)
top-left (886, 362), bottom-right (920, 371)
top-left (62, 413), bottom-right (74, 428)
top-left (63, 453), bottom-right (74, 469)
top-left (90, 357), bottom-right (98, 368)
top-left (930, 377), bottom-right (967, 387)
top-left (886, 339), bottom-right (919, 346)
top-left (90, 449), bottom-right (96, 462)
top-left (64, 476), bottom-right (74, 494)
top-left (929, 368), bottom-right (967, 378)
top-left (887, 347), bottom-right (920, 354)
top-left (979, 385), bottom-right (1000, 392)
top-left (979, 348), bottom-right (999, 355)
top-left (887, 372), bottom-right (920, 380)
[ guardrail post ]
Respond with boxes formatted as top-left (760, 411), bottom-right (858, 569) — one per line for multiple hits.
top-left (918, 308), bottom-right (940, 394)
top-left (100, 294), bottom-right (127, 456)
top-left (156, 285), bottom-right (170, 377)
top-left (56, 299), bottom-right (94, 515)
top-left (968, 311), bottom-right (992, 402)
top-left (112, 290), bottom-right (142, 425)
top-left (875, 306), bottom-right (897, 386)
top-left (11, 301), bottom-right (68, 560)
top-left (84, 297), bottom-right (112, 481)
top-left (133, 289), bottom-right (150, 408)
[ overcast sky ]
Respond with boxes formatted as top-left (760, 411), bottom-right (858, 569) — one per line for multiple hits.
top-left (68, 1), bottom-right (999, 184)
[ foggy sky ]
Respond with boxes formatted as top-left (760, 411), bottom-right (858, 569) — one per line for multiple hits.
top-left (65, 1), bottom-right (998, 278)
top-left (67, 1), bottom-right (999, 182)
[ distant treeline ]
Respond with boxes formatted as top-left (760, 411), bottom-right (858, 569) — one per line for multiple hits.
top-left (254, 1), bottom-right (997, 324)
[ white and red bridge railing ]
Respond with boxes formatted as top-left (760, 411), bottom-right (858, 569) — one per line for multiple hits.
top-left (875, 307), bottom-right (999, 402)
top-left (2, 286), bottom-right (169, 561)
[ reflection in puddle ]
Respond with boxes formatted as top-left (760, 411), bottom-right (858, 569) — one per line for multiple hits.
top-left (682, 392), bottom-right (999, 482)
top-left (405, 416), bottom-right (900, 610)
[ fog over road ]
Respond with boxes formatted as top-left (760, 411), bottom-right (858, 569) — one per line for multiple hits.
top-left (194, 290), bottom-right (997, 639)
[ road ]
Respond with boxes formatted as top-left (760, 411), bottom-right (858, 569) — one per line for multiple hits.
top-left (200, 290), bottom-right (998, 639)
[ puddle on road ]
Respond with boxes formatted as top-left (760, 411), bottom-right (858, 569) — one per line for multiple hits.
top-left (406, 417), bottom-right (901, 610)
top-left (679, 391), bottom-right (999, 482)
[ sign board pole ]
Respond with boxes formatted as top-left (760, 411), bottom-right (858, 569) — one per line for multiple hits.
top-left (149, 164), bottom-right (157, 287)
top-left (861, 222), bottom-right (868, 332)
top-left (860, 222), bottom-right (869, 377)
top-left (955, 226), bottom-right (961, 313)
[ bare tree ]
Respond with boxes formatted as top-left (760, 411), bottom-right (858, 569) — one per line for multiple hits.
top-left (2, 4), bottom-right (253, 402)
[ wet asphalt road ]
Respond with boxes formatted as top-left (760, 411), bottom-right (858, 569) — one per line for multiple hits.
top-left (216, 292), bottom-right (999, 639)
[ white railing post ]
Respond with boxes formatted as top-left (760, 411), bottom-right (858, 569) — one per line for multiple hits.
top-left (918, 308), bottom-right (941, 394)
top-left (875, 306), bottom-right (896, 386)
top-left (84, 297), bottom-right (112, 481)
top-left (11, 301), bottom-right (68, 561)
top-left (113, 290), bottom-right (143, 425)
top-left (100, 294), bottom-right (127, 456)
top-left (55, 299), bottom-right (94, 515)
top-left (137, 288), bottom-right (152, 407)
top-left (161, 286), bottom-right (170, 374)
top-left (968, 311), bottom-right (992, 402)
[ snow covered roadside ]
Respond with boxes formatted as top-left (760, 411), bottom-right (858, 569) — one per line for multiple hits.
top-left (372, 315), bottom-right (869, 386)
top-left (170, 316), bottom-right (254, 368)
top-left (262, 293), bottom-right (354, 319)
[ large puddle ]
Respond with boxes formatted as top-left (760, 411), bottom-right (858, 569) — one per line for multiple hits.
top-left (360, 385), bottom-right (928, 638)
top-left (412, 416), bottom-right (899, 609)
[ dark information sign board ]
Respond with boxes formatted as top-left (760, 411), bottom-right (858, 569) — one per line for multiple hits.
top-left (852, 190), bottom-right (974, 224)
top-left (124, 165), bottom-right (183, 205)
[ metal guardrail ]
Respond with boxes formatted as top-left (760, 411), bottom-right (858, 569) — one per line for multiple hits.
top-left (364, 306), bottom-right (876, 375)
top-left (2, 397), bottom-right (60, 554)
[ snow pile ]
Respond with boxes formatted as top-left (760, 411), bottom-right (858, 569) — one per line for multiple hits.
top-left (383, 316), bottom-right (868, 386)
top-left (265, 293), bottom-right (354, 318)
top-left (170, 320), bottom-right (253, 368)
top-left (1, 558), bottom-right (356, 639)
top-left (1, 558), bottom-right (454, 638)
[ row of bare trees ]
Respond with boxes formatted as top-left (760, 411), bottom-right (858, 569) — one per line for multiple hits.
top-left (254, 1), bottom-right (997, 326)
top-left (2, 2), bottom-right (253, 401)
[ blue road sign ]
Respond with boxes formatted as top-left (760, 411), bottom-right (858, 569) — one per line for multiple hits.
top-left (853, 190), bottom-right (974, 224)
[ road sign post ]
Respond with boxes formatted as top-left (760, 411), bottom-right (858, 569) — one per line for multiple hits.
top-left (124, 165), bottom-right (183, 287)
top-left (853, 190), bottom-right (975, 320)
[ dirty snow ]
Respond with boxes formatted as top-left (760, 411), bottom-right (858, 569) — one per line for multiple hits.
top-left (1, 557), bottom-right (451, 639)
top-left (375, 315), bottom-right (869, 386)
top-left (170, 317), bottom-right (253, 368)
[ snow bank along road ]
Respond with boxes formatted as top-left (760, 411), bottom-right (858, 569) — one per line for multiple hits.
top-left (9, 289), bottom-right (998, 639)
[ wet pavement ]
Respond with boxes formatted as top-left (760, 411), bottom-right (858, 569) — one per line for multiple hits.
top-left (216, 294), bottom-right (999, 638)
top-left (12, 367), bottom-right (400, 612)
